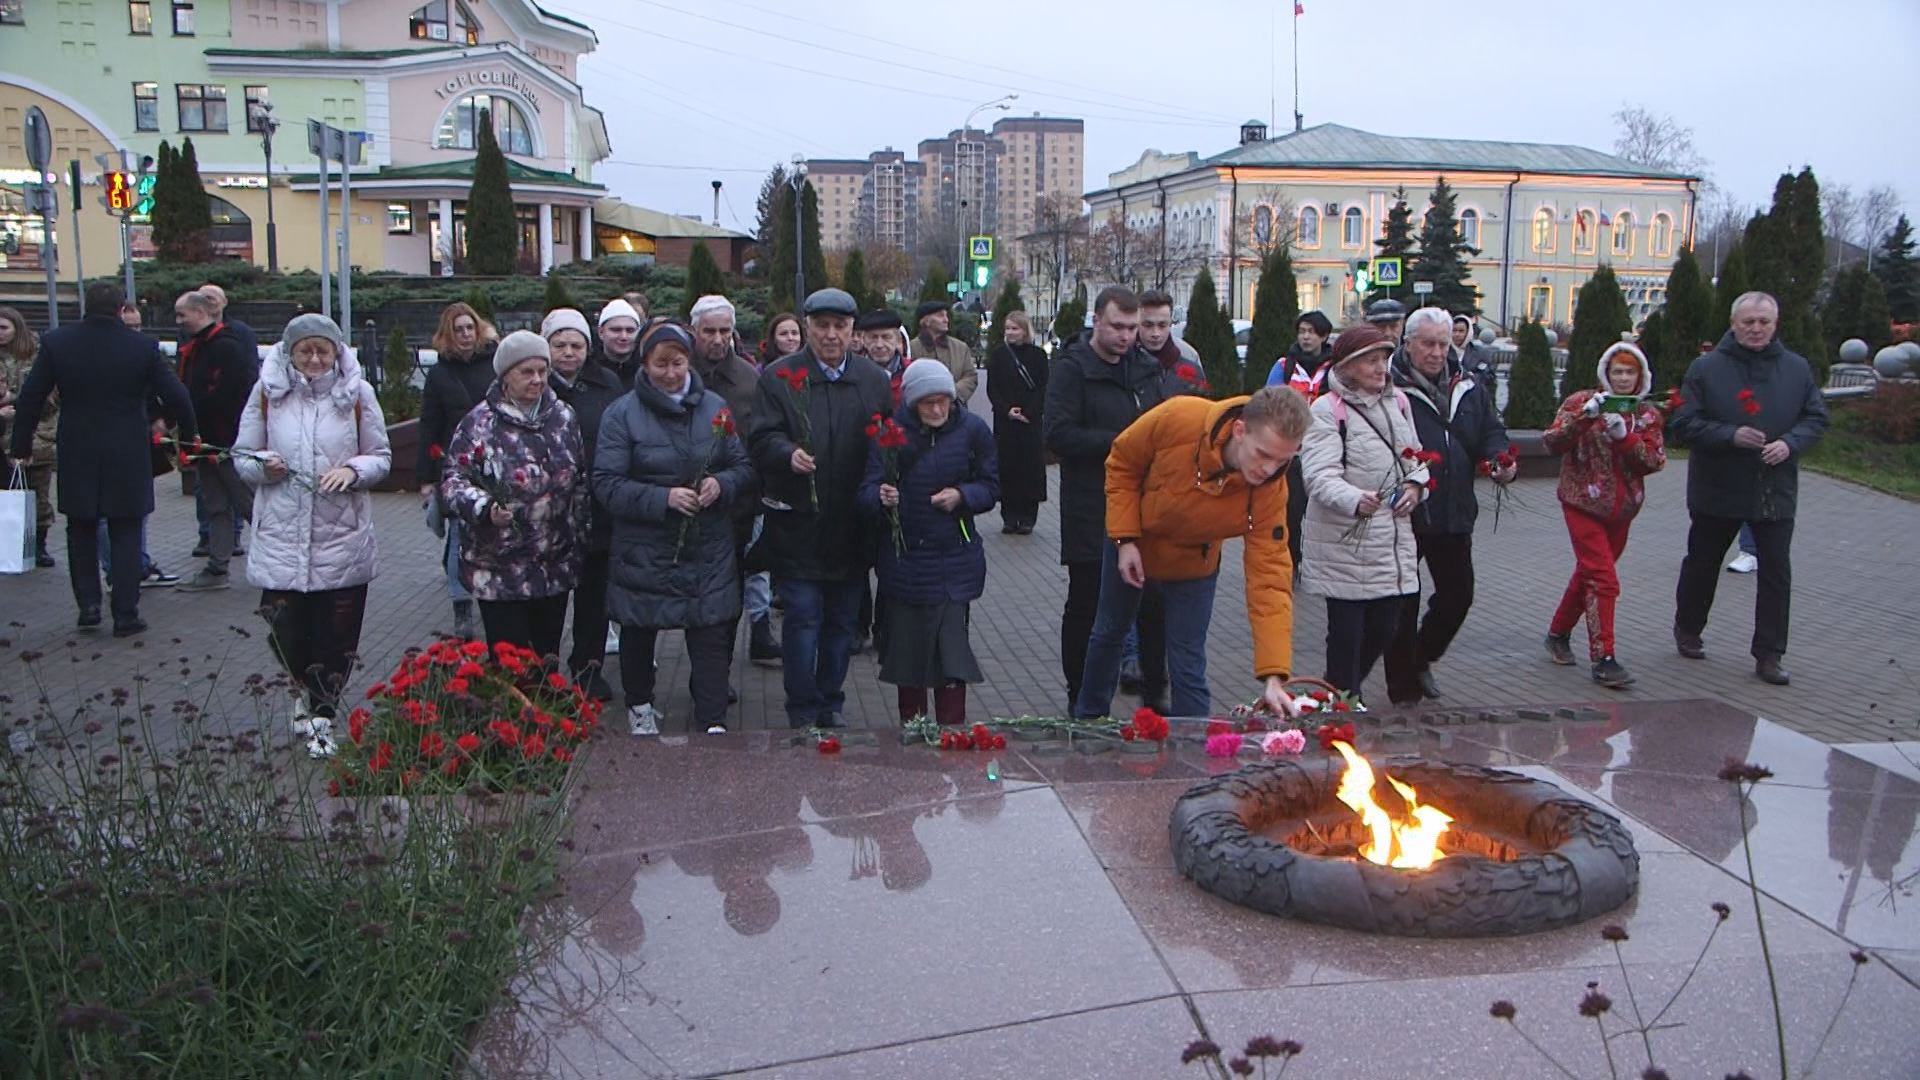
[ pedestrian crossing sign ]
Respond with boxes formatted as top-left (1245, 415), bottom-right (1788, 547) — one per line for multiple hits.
top-left (1371, 257), bottom-right (1403, 287)
top-left (969, 236), bottom-right (993, 261)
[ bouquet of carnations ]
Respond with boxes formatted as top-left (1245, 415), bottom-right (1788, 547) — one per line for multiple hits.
top-left (1476, 445), bottom-right (1526, 532)
top-left (867, 411), bottom-right (911, 556)
top-left (155, 432), bottom-right (318, 491)
top-left (774, 365), bottom-right (819, 511)
top-left (1339, 447), bottom-right (1436, 550)
top-left (676, 408), bottom-right (735, 564)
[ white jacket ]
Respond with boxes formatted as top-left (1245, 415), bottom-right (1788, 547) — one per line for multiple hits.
top-left (1297, 368), bottom-right (1427, 601)
top-left (233, 344), bottom-right (391, 592)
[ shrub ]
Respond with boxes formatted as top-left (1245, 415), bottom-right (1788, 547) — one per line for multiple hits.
top-left (376, 326), bottom-right (420, 423)
top-left (1505, 319), bottom-right (1558, 429)
top-left (1855, 382), bottom-right (1920, 444)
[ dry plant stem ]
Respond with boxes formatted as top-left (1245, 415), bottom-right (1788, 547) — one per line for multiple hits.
top-left (1502, 1020), bottom-right (1584, 1080)
top-left (1799, 962), bottom-right (1866, 1078)
top-left (1595, 1013), bottom-right (1620, 1080)
top-left (1738, 779), bottom-right (1790, 1080)
top-left (1645, 918), bottom-right (1725, 1029)
top-left (1610, 940), bottom-right (1656, 1067)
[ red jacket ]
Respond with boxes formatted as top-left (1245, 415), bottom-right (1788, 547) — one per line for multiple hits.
top-left (1541, 344), bottom-right (1667, 521)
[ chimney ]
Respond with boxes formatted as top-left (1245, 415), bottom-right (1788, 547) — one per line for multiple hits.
top-left (1240, 119), bottom-right (1269, 145)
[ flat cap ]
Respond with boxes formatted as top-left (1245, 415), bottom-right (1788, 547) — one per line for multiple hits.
top-left (915, 299), bottom-right (952, 321)
top-left (854, 309), bottom-right (903, 332)
top-left (802, 288), bottom-right (858, 317)
top-left (1364, 299), bottom-right (1408, 323)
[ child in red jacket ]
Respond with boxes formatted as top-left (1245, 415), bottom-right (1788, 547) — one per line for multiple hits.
top-left (1540, 342), bottom-right (1667, 688)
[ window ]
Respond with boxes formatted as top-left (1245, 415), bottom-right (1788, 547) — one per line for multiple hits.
top-left (387, 203), bottom-right (414, 234)
top-left (0, 0), bottom-right (25, 25)
top-left (1651, 212), bottom-right (1673, 258)
top-left (1573, 210), bottom-right (1596, 254)
top-left (1252, 205), bottom-right (1273, 246)
top-left (244, 86), bottom-right (271, 132)
top-left (1297, 205), bottom-right (1320, 248)
top-left (410, 0), bottom-right (479, 42)
top-left (176, 84), bottom-right (227, 131)
top-left (1531, 208), bottom-right (1556, 253)
top-left (1528, 284), bottom-right (1552, 322)
top-left (172, 0), bottom-right (194, 34)
top-left (434, 93), bottom-right (534, 156)
top-left (133, 82), bottom-right (159, 131)
top-left (1342, 206), bottom-right (1363, 248)
top-left (1460, 207), bottom-right (1479, 249)
top-left (1612, 211), bottom-right (1634, 257)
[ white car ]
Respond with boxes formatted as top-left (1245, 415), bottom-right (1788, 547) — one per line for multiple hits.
top-left (1172, 318), bottom-right (1252, 362)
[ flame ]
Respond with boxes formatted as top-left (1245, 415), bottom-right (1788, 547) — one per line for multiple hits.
top-left (1331, 741), bottom-right (1452, 869)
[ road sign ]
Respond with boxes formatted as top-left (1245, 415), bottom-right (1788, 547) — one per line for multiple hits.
top-left (1412, 281), bottom-right (1434, 296)
top-left (23, 107), bottom-right (52, 173)
top-left (968, 235), bottom-right (993, 261)
top-left (105, 172), bottom-right (137, 212)
top-left (1371, 256), bottom-right (1403, 288)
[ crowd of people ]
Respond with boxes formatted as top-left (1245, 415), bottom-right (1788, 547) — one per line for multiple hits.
top-left (0, 276), bottom-right (1827, 734)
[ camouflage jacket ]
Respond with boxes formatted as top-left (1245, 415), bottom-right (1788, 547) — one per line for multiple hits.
top-left (440, 383), bottom-right (587, 601)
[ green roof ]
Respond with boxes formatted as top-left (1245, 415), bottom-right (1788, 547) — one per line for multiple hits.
top-left (1203, 123), bottom-right (1693, 180)
top-left (532, 3), bottom-right (597, 39)
top-left (289, 158), bottom-right (603, 190)
top-left (205, 46), bottom-right (463, 60)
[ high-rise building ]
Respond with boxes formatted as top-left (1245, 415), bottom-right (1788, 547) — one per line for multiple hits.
top-left (990, 116), bottom-right (1085, 261)
top-left (801, 158), bottom-right (869, 252)
top-left (860, 149), bottom-right (923, 253)
top-left (919, 126), bottom-right (1003, 251)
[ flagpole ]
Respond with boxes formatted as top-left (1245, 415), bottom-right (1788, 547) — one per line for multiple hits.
top-left (1269, 2), bottom-right (1277, 134)
top-left (1292, 1), bottom-right (1303, 132)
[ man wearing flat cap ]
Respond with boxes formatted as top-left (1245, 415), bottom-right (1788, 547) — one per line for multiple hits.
top-left (909, 300), bottom-right (978, 404)
top-left (748, 288), bottom-right (894, 728)
top-left (1365, 298), bottom-right (1407, 344)
top-left (857, 308), bottom-right (909, 409)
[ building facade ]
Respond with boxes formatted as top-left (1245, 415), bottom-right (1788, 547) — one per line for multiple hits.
top-left (0, 0), bottom-right (611, 288)
top-left (1084, 122), bottom-right (1698, 333)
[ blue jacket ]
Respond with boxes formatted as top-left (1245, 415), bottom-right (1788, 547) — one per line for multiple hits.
top-left (858, 405), bottom-right (999, 606)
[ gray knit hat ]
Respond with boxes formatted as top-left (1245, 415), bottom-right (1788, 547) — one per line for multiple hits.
top-left (493, 329), bottom-right (550, 377)
top-left (281, 313), bottom-right (345, 355)
top-left (900, 357), bottom-right (956, 407)
top-left (540, 307), bottom-right (591, 343)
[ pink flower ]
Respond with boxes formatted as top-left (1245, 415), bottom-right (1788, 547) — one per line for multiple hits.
top-left (1204, 733), bottom-right (1244, 758)
top-left (1261, 730), bottom-right (1307, 756)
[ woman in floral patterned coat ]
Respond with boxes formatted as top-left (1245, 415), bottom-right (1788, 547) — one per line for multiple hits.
top-left (440, 330), bottom-right (587, 659)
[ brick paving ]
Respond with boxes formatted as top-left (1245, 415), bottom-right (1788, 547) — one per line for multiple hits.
top-left (4, 383), bottom-right (1917, 748)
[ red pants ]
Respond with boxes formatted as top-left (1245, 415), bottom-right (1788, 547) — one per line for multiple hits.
top-left (1550, 506), bottom-right (1633, 661)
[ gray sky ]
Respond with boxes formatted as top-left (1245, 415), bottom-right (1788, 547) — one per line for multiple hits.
top-left (547, 0), bottom-right (1920, 239)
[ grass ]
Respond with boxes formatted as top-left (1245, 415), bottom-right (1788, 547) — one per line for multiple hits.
top-left (1801, 404), bottom-right (1920, 501)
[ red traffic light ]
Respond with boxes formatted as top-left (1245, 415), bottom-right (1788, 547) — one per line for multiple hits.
top-left (106, 172), bottom-right (137, 211)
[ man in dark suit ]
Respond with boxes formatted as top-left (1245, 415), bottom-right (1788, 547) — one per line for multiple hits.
top-left (6, 283), bottom-right (196, 636)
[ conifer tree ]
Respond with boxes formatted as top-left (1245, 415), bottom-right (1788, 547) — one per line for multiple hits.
top-left (378, 325), bottom-right (420, 422)
top-left (1245, 245), bottom-right (1300, 390)
top-left (767, 183), bottom-right (797, 314)
top-left (1409, 176), bottom-right (1480, 317)
top-left (1051, 295), bottom-right (1085, 345)
top-left (988, 275), bottom-right (1024, 349)
top-left (840, 248), bottom-right (874, 313)
top-left (1822, 264), bottom-right (1891, 352)
top-left (1655, 247), bottom-right (1711, 391)
top-left (542, 272), bottom-right (577, 315)
top-left (1371, 187), bottom-right (1416, 306)
top-left (800, 183), bottom-right (828, 303)
top-left (680, 241), bottom-right (725, 317)
top-left (754, 163), bottom-right (789, 253)
top-left (1707, 240), bottom-right (1750, 343)
top-left (920, 259), bottom-right (952, 304)
top-left (462, 286), bottom-right (496, 323)
top-left (1569, 266), bottom-right (1632, 372)
top-left (151, 138), bottom-right (214, 263)
top-left (1874, 214), bottom-right (1919, 323)
top-left (1184, 267), bottom-right (1238, 398)
top-left (1504, 319), bottom-right (1558, 429)
top-left (463, 109), bottom-right (518, 275)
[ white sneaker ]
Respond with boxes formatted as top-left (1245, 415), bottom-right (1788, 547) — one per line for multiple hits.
top-left (606, 621), bottom-right (621, 655)
top-left (1726, 552), bottom-right (1758, 574)
top-left (628, 703), bottom-right (660, 736)
top-left (705, 723), bottom-right (728, 735)
top-left (290, 696), bottom-right (313, 737)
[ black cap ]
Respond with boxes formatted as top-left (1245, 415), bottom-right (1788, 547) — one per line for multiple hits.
top-left (915, 299), bottom-right (952, 322)
top-left (802, 288), bottom-right (858, 317)
top-left (1365, 299), bottom-right (1408, 323)
top-left (854, 309), bottom-right (903, 332)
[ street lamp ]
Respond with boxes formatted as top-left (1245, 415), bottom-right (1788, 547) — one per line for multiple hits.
top-left (251, 100), bottom-right (280, 274)
top-left (955, 94), bottom-right (1017, 293)
top-left (789, 154), bottom-right (808, 305)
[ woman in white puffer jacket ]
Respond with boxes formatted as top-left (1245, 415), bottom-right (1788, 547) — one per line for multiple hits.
top-left (233, 314), bottom-right (391, 724)
top-left (1298, 324), bottom-right (1428, 700)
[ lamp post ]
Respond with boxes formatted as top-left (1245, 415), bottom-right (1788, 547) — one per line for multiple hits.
top-left (251, 101), bottom-right (280, 274)
top-left (788, 155), bottom-right (808, 304)
top-left (954, 94), bottom-right (1017, 292)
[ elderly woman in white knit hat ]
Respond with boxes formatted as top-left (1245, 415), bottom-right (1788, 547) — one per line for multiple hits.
top-left (232, 313), bottom-right (391, 731)
top-left (440, 329), bottom-right (587, 659)
top-left (542, 307), bottom-right (625, 700)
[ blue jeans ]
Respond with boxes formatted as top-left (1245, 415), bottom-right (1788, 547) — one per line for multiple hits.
top-left (1076, 543), bottom-right (1218, 719)
top-left (98, 518), bottom-right (156, 576)
top-left (444, 519), bottom-right (471, 602)
top-left (743, 516), bottom-right (771, 621)
top-left (775, 576), bottom-right (863, 727)
top-left (1738, 523), bottom-right (1757, 557)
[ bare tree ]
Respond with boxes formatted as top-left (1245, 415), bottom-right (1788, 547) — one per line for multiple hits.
top-left (1611, 105), bottom-right (1708, 175)
top-left (1695, 187), bottom-right (1750, 283)
top-left (1860, 184), bottom-right (1903, 270)
top-left (1236, 191), bottom-right (1300, 262)
top-left (1022, 192), bottom-right (1088, 317)
top-left (1822, 183), bottom-right (1860, 267)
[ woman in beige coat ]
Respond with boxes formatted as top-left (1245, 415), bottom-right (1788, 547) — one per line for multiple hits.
top-left (1298, 325), bottom-right (1429, 699)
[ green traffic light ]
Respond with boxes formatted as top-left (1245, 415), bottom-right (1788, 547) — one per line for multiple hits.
top-left (973, 265), bottom-right (990, 288)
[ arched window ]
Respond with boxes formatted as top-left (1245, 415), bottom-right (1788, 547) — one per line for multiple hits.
top-left (1342, 206), bottom-right (1363, 248)
top-left (1651, 212), bottom-right (1673, 257)
top-left (1460, 207), bottom-right (1479, 249)
top-left (1252, 205), bottom-right (1273, 246)
top-left (1573, 210), bottom-right (1596, 254)
top-left (1297, 205), bottom-right (1320, 248)
top-left (1612, 211), bottom-right (1634, 256)
top-left (411, 0), bottom-right (479, 44)
top-left (436, 93), bottom-right (535, 156)
top-left (1532, 208), bottom-right (1556, 253)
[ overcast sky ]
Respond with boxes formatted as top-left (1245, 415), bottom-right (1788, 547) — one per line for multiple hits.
top-left (546, 0), bottom-right (1920, 238)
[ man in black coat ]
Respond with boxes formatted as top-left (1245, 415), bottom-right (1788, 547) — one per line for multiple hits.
top-left (748, 288), bottom-right (892, 728)
top-left (173, 289), bottom-right (258, 590)
top-left (691, 293), bottom-right (776, 663)
top-left (591, 298), bottom-right (645, 390)
top-left (542, 308), bottom-right (625, 699)
top-left (1042, 285), bottom-right (1184, 714)
top-left (6, 283), bottom-right (195, 635)
top-left (1383, 308), bottom-right (1513, 707)
top-left (1671, 291), bottom-right (1829, 685)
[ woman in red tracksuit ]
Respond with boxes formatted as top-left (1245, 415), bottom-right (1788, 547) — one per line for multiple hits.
top-left (1541, 341), bottom-right (1667, 688)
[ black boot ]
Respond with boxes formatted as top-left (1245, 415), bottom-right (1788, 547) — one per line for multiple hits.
top-left (34, 541), bottom-right (54, 569)
top-left (749, 616), bottom-right (781, 664)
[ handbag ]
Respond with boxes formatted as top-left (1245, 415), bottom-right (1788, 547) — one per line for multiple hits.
top-left (0, 465), bottom-right (33, 575)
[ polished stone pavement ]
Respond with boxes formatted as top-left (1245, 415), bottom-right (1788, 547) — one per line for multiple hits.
top-left (472, 700), bottom-right (1920, 1079)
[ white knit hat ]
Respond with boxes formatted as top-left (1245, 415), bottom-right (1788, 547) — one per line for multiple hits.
top-left (597, 298), bottom-right (641, 328)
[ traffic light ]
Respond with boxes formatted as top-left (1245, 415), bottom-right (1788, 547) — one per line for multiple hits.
top-left (105, 172), bottom-right (137, 211)
top-left (135, 174), bottom-right (156, 216)
top-left (972, 263), bottom-right (991, 289)
top-left (1352, 259), bottom-right (1371, 295)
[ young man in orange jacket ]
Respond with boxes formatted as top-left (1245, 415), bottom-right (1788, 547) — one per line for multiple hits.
top-left (1075, 386), bottom-right (1312, 720)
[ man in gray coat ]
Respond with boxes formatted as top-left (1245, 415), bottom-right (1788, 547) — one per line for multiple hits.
top-left (1670, 291), bottom-right (1829, 686)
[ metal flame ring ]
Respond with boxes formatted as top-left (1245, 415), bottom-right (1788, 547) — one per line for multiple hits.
top-left (1169, 758), bottom-right (1639, 937)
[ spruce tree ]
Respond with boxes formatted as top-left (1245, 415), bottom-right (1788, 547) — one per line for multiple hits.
top-left (1051, 295), bottom-right (1085, 345)
top-left (1822, 264), bottom-right (1891, 352)
top-left (840, 248), bottom-right (874, 313)
top-left (1569, 266), bottom-right (1633, 373)
top-left (1184, 267), bottom-right (1238, 398)
top-left (176, 137), bottom-right (213, 257)
top-left (542, 272), bottom-right (577, 315)
top-left (1409, 176), bottom-right (1480, 317)
top-left (152, 138), bottom-right (214, 263)
top-left (1745, 169), bottom-right (1828, 370)
top-left (1637, 309), bottom-right (1669, 390)
top-left (1505, 319), bottom-right (1558, 429)
top-left (800, 182), bottom-right (828, 304)
top-left (1370, 188), bottom-right (1417, 306)
top-left (920, 259), bottom-right (952, 304)
top-left (754, 163), bottom-right (788, 253)
top-left (1246, 244), bottom-right (1300, 390)
top-left (148, 141), bottom-right (180, 260)
top-left (1708, 240), bottom-right (1750, 344)
top-left (988, 275), bottom-right (1025, 349)
top-left (680, 241), bottom-right (725, 317)
top-left (1656, 247), bottom-right (1711, 391)
top-left (1874, 214), bottom-right (1919, 322)
top-left (463, 109), bottom-right (518, 275)
top-left (378, 325), bottom-right (420, 422)
top-left (767, 183), bottom-right (797, 314)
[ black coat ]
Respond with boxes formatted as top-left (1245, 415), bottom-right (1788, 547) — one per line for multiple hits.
top-left (7, 315), bottom-right (196, 519)
top-left (747, 348), bottom-right (894, 582)
top-left (593, 371), bottom-right (754, 630)
top-left (858, 405), bottom-right (999, 606)
top-left (692, 349), bottom-right (765, 528)
top-left (1669, 332), bottom-right (1829, 521)
top-left (550, 362), bottom-right (625, 552)
top-left (1042, 334), bottom-right (1184, 565)
top-left (985, 341), bottom-right (1050, 511)
top-left (179, 322), bottom-right (259, 446)
top-left (416, 343), bottom-right (497, 482)
top-left (591, 343), bottom-right (643, 392)
top-left (1391, 351), bottom-right (1510, 536)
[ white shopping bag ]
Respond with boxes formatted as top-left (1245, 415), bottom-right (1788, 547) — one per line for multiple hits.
top-left (0, 466), bottom-right (33, 575)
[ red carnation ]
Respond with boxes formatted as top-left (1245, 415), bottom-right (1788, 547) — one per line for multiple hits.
top-left (420, 732), bottom-right (446, 757)
top-left (991, 735), bottom-right (1007, 750)
top-left (441, 757), bottom-right (462, 778)
top-left (456, 732), bottom-right (481, 755)
top-left (428, 443), bottom-right (445, 460)
top-left (817, 736), bottom-right (842, 754)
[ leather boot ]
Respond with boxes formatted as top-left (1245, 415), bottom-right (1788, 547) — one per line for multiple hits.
top-left (934, 684), bottom-right (967, 727)
top-left (897, 686), bottom-right (929, 724)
